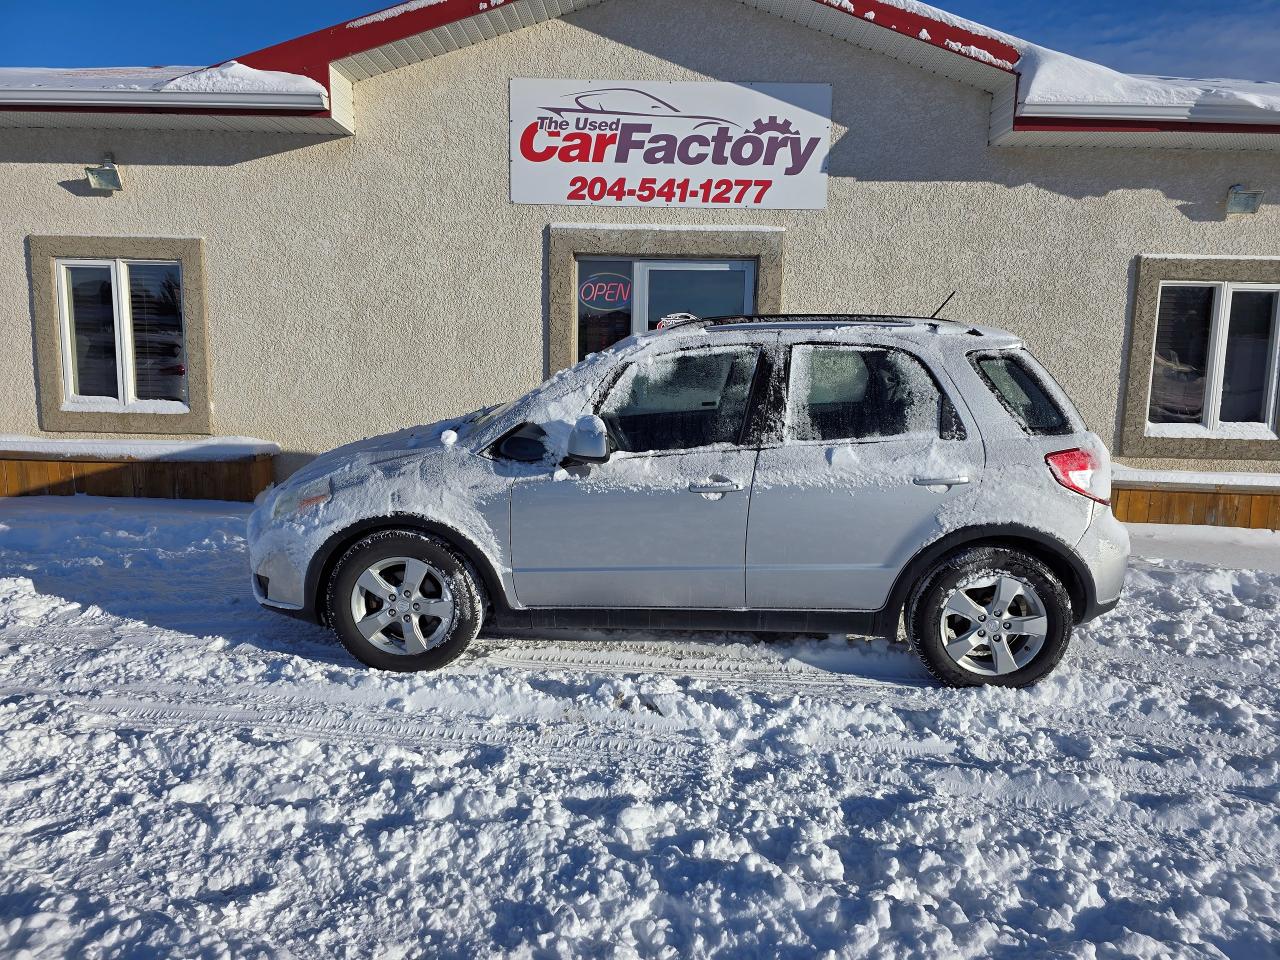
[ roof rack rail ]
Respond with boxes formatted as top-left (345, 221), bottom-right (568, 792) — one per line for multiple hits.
top-left (659, 313), bottom-right (933, 331)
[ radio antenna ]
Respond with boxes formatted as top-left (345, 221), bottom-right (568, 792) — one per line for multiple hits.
top-left (929, 291), bottom-right (957, 319)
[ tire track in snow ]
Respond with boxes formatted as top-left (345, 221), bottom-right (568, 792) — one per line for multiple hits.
top-left (16, 680), bottom-right (1268, 815)
top-left (465, 640), bottom-right (1280, 759)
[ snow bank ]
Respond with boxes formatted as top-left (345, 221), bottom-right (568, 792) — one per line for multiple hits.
top-left (1, 497), bottom-right (1278, 957)
top-left (1126, 522), bottom-right (1280, 575)
top-left (0, 435), bottom-right (279, 462)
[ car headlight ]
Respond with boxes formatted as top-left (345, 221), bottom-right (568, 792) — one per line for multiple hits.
top-left (271, 478), bottom-right (332, 520)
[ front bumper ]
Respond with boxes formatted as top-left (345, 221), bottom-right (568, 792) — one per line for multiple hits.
top-left (251, 547), bottom-right (308, 611)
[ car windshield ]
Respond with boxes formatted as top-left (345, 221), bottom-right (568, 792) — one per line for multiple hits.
top-left (467, 399), bottom-right (518, 434)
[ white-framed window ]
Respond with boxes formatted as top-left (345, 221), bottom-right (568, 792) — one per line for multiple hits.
top-left (55, 258), bottom-right (190, 414)
top-left (576, 257), bottom-right (756, 361)
top-left (1146, 281), bottom-right (1280, 440)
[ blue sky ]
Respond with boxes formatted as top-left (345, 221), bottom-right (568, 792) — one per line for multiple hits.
top-left (2, 0), bottom-right (1278, 81)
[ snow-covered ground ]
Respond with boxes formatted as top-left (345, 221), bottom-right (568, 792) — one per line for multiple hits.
top-left (0, 497), bottom-right (1277, 959)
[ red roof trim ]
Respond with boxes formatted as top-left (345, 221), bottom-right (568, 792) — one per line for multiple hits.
top-left (237, 0), bottom-right (495, 85)
top-left (235, 0), bottom-right (1022, 85)
top-left (825, 1), bottom-right (1019, 72)
top-left (1013, 116), bottom-right (1280, 136)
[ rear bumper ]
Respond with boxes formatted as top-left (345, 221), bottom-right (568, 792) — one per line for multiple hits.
top-left (1075, 505), bottom-right (1130, 623)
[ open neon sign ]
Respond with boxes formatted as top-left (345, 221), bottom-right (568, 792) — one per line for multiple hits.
top-left (579, 272), bottom-right (632, 313)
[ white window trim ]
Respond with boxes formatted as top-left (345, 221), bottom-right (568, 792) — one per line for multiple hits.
top-left (630, 259), bottom-right (756, 337)
top-left (1146, 280), bottom-right (1280, 440)
top-left (55, 257), bottom-right (190, 415)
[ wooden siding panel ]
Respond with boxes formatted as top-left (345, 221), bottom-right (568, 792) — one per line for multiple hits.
top-left (1110, 488), bottom-right (1129, 522)
top-left (1, 456), bottom-right (273, 502)
top-left (1113, 483), bottom-right (1280, 531)
top-left (1251, 495), bottom-right (1273, 530)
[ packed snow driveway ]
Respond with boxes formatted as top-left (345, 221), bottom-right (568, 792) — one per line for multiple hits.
top-left (0, 498), bottom-right (1277, 958)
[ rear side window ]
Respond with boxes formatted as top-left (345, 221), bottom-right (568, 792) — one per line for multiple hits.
top-left (599, 346), bottom-right (759, 453)
top-left (786, 345), bottom-right (953, 442)
top-left (971, 351), bottom-right (1071, 436)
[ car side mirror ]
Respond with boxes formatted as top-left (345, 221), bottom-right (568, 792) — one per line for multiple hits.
top-left (564, 414), bottom-right (611, 465)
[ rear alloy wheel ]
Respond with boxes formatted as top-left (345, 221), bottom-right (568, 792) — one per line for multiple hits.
top-left (906, 546), bottom-right (1072, 687)
top-left (327, 530), bottom-right (483, 672)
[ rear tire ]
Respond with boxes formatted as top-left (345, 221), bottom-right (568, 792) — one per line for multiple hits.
top-left (906, 546), bottom-right (1072, 688)
top-left (326, 530), bottom-right (483, 672)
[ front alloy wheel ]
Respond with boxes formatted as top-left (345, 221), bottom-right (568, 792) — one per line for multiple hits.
top-left (327, 530), bottom-right (483, 671)
top-left (349, 556), bottom-right (456, 656)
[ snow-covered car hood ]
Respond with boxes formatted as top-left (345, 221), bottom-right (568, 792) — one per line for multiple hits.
top-left (278, 413), bottom-right (481, 493)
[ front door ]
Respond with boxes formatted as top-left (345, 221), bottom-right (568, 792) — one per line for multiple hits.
top-left (511, 343), bottom-right (762, 608)
top-left (746, 342), bottom-right (985, 611)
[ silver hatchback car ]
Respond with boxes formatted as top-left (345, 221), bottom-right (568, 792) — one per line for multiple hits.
top-left (249, 315), bottom-right (1128, 686)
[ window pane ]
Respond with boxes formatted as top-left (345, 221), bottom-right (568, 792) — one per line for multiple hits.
top-left (64, 265), bottom-right (119, 399)
top-left (787, 346), bottom-right (940, 442)
top-left (1220, 291), bottom-right (1276, 424)
top-left (1149, 286), bottom-right (1214, 424)
top-left (600, 347), bottom-right (759, 453)
top-left (129, 263), bottom-right (188, 403)
top-left (577, 259), bottom-right (633, 361)
top-left (973, 351), bottom-right (1071, 436)
top-left (645, 267), bottom-right (751, 330)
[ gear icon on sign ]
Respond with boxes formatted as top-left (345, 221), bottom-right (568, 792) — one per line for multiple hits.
top-left (747, 115), bottom-right (799, 136)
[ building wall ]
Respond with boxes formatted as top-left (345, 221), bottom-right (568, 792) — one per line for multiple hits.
top-left (1, 0), bottom-right (1278, 477)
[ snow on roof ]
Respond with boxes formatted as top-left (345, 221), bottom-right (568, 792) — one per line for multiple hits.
top-left (0, 66), bottom-right (199, 93)
top-left (864, 0), bottom-right (1280, 120)
top-left (3, 0), bottom-right (1278, 137)
top-left (346, 0), bottom-right (449, 30)
top-left (158, 61), bottom-right (326, 97)
top-left (0, 60), bottom-right (326, 108)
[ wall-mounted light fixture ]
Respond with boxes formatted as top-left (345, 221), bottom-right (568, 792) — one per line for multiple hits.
top-left (1226, 184), bottom-right (1264, 216)
top-left (85, 155), bottom-right (123, 192)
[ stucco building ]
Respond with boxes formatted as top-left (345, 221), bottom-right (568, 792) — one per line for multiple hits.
top-left (1, 0), bottom-right (1279, 525)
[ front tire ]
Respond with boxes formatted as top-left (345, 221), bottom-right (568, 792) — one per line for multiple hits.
top-left (906, 546), bottom-right (1072, 688)
top-left (326, 530), bottom-right (483, 672)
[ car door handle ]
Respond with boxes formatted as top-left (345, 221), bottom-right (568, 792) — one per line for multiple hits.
top-left (688, 477), bottom-right (743, 494)
top-left (913, 476), bottom-right (970, 487)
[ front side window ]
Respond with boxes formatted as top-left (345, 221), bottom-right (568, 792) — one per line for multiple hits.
top-left (1148, 282), bottom-right (1280, 437)
top-left (599, 346), bottom-right (759, 453)
top-left (57, 258), bottom-right (188, 413)
top-left (785, 345), bottom-right (944, 442)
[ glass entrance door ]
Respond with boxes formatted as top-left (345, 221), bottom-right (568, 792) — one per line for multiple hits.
top-left (577, 257), bottom-right (756, 361)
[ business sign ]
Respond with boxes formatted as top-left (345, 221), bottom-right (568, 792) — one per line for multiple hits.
top-left (510, 79), bottom-right (831, 209)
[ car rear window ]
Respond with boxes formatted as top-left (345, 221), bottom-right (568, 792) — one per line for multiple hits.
top-left (971, 351), bottom-right (1072, 436)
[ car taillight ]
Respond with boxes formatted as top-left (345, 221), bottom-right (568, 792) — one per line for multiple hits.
top-left (1046, 448), bottom-right (1109, 505)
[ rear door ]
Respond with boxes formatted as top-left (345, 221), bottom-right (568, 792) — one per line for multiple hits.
top-left (510, 340), bottom-right (766, 608)
top-left (746, 339), bottom-right (985, 611)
